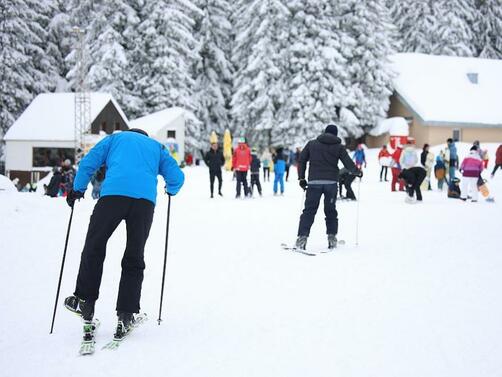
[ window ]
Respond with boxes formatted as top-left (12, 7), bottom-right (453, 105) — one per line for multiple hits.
top-left (452, 129), bottom-right (461, 142)
top-left (33, 147), bottom-right (75, 167)
top-left (167, 130), bottom-right (176, 139)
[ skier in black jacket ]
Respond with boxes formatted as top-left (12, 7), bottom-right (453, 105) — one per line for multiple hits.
top-left (296, 124), bottom-right (361, 250)
top-left (204, 143), bottom-right (225, 198)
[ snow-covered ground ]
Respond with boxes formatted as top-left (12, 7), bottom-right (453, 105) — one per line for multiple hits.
top-left (1, 143), bottom-right (501, 377)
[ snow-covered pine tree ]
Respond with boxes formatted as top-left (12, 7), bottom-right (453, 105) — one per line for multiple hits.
top-left (46, 0), bottom-right (72, 92)
top-left (231, 0), bottom-right (290, 147)
top-left (431, 0), bottom-right (477, 57)
top-left (474, 0), bottom-right (502, 59)
top-left (135, 0), bottom-right (202, 148)
top-left (339, 0), bottom-right (396, 134)
top-left (0, 0), bottom-right (53, 141)
top-left (398, 0), bottom-right (436, 54)
top-left (275, 0), bottom-right (355, 146)
top-left (88, 1), bottom-right (137, 112)
top-left (193, 0), bottom-right (233, 139)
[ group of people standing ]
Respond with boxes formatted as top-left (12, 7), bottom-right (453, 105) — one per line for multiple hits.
top-left (203, 139), bottom-right (301, 199)
top-left (377, 138), bottom-right (501, 203)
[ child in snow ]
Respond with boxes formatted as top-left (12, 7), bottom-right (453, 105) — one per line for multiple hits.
top-left (90, 166), bottom-right (106, 199)
top-left (352, 144), bottom-right (366, 170)
top-left (273, 147), bottom-right (286, 195)
top-left (378, 145), bottom-right (391, 182)
top-left (339, 168), bottom-right (357, 200)
top-left (250, 148), bottom-right (262, 196)
top-left (459, 146), bottom-right (484, 202)
top-left (447, 178), bottom-right (461, 199)
top-left (434, 155), bottom-right (447, 190)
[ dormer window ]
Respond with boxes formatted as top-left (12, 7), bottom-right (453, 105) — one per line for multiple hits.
top-left (467, 72), bottom-right (478, 84)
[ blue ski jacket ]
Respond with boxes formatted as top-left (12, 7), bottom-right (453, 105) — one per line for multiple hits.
top-left (73, 131), bottom-right (184, 205)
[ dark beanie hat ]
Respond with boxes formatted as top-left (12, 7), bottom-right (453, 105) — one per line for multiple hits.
top-left (325, 124), bottom-right (338, 136)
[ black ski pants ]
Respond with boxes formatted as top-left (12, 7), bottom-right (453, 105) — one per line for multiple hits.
top-left (263, 167), bottom-right (270, 181)
top-left (297, 183), bottom-right (338, 237)
top-left (250, 172), bottom-right (262, 195)
top-left (74, 195), bottom-right (154, 314)
top-left (235, 171), bottom-right (249, 197)
top-left (209, 169), bottom-right (222, 195)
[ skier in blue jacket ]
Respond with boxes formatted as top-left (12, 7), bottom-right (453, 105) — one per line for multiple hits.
top-left (64, 129), bottom-right (184, 339)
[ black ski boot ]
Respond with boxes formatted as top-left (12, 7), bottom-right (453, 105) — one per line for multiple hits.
top-left (327, 234), bottom-right (337, 249)
top-left (114, 312), bottom-right (134, 340)
top-left (64, 295), bottom-right (95, 321)
top-left (295, 236), bottom-right (308, 250)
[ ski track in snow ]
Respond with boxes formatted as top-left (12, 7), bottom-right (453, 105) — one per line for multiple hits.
top-left (1, 144), bottom-right (501, 377)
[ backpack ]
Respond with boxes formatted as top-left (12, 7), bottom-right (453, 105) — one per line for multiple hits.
top-left (402, 149), bottom-right (418, 168)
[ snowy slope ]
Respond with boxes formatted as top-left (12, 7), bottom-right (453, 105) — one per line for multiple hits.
top-left (0, 145), bottom-right (501, 377)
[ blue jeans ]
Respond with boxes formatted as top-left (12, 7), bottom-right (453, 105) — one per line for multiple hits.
top-left (274, 172), bottom-right (284, 193)
top-left (449, 166), bottom-right (456, 183)
top-left (297, 183), bottom-right (338, 237)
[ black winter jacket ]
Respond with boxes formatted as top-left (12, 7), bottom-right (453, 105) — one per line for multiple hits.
top-left (398, 166), bottom-right (426, 186)
top-left (250, 154), bottom-right (261, 173)
top-left (298, 133), bottom-right (357, 181)
top-left (204, 149), bottom-right (225, 172)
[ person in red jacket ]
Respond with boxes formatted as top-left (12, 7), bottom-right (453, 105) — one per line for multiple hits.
top-left (232, 138), bottom-right (252, 198)
top-left (390, 145), bottom-right (404, 191)
top-left (491, 144), bottom-right (502, 178)
top-left (378, 145), bottom-right (391, 182)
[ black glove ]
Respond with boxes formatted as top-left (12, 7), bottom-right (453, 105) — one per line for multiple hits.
top-left (354, 169), bottom-right (363, 178)
top-left (299, 179), bottom-right (308, 190)
top-left (66, 189), bottom-right (84, 208)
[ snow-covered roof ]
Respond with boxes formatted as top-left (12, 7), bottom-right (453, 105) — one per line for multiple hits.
top-left (391, 53), bottom-right (502, 127)
top-left (371, 117), bottom-right (409, 137)
top-left (129, 107), bottom-right (186, 136)
top-left (4, 92), bottom-right (128, 141)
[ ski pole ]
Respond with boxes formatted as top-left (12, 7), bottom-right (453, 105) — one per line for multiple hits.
top-left (158, 195), bottom-right (172, 325)
top-left (50, 206), bottom-right (74, 334)
top-left (355, 177), bottom-right (362, 246)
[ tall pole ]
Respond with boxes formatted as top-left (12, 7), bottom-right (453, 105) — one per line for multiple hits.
top-left (73, 27), bottom-right (90, 165)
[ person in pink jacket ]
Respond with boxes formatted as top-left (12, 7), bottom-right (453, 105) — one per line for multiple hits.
top-left (459, 146), bottom-right (484, 202)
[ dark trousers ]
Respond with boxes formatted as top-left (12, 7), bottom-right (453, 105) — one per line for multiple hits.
top-left (380, 166), bottom-right (388, 181)
top-left (339, 177), bottom-right (356, 199)
top-left (74, 196), bottom-right (154, 313)
top-left (404, 171), bottom-right (426, 201)
top-left (298, 184), bottom-right (338, 237)
top-left (250, 172), bottom-right (262, 195)
top-left (263, 167), bottom-right (270, 181)
top-left (209, 169), bottom-right (222, 195)
top-left (492, 164), bottom-right (501, 176)
top-left (235, 171), bottom-right (249, 197)
top-left (286, 165), bottom-right (291, 181)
